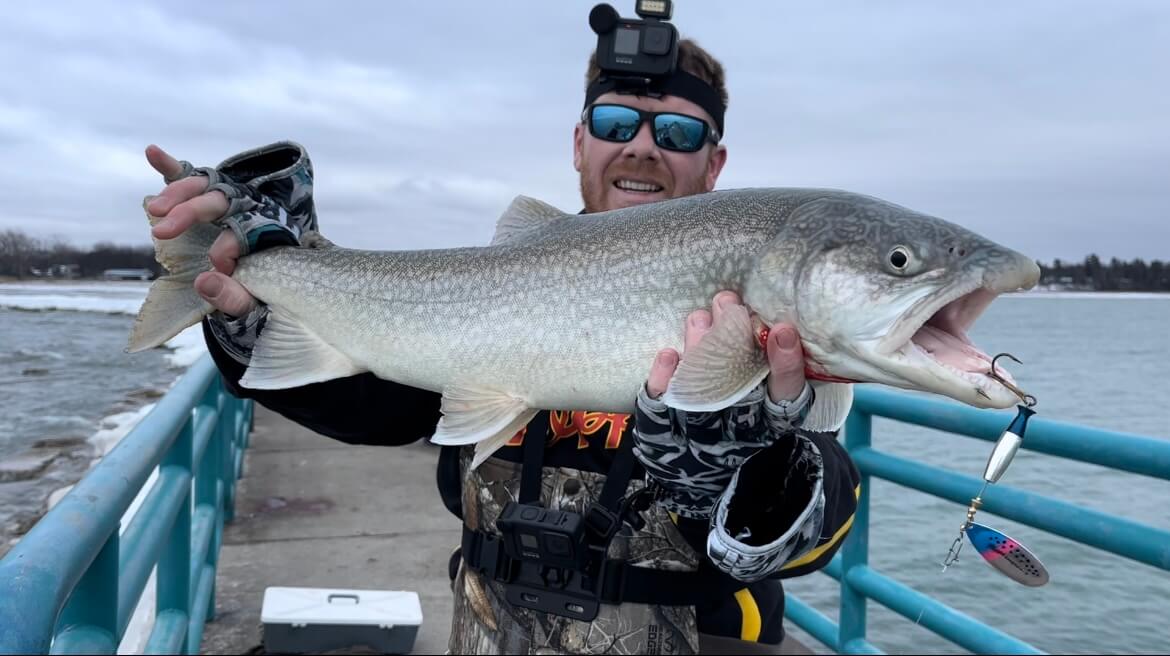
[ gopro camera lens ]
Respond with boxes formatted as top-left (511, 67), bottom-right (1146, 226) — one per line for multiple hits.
top-left (544, 533), bottom-right (573, 556)
top-left (642, 25), bottom-right (672, 55)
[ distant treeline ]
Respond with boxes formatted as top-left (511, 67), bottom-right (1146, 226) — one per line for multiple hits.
top-left (0, 228), bottom-right (1166, 291)
top-left (1040, 255), bottom-right (1168, 292)
top-left (0, 229), bottom-right (159, 279)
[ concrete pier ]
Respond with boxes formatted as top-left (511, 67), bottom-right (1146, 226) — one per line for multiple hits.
top-left (198, 406), bottom-right (460, 654)
top-left (198, 406), bottom-right (814, 655)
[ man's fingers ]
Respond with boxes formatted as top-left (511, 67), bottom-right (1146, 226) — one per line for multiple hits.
top-left (766, 323), bottom-right (807, 402)
top-left (710, 290), bottom-right (742, 325)
top-left (208, 231), bottom-right (241, 275)
top-left (145, 144), bottom-right (184, 180)
top-left (646, 348), bottom-right (680, 399)
top-left (151, 191), bottom-right (230, 240)
top-left (769, 323), bottom-right (802, 356)
top-left (147, 176), bottom-right (210, 217)
top-left (194, 271), bottom-right (256, 318)
top-left (684, 309), bottom-right (711, 353)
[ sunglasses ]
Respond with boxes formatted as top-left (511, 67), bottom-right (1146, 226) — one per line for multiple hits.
top-left (583, 103), bottom-right (720, 153)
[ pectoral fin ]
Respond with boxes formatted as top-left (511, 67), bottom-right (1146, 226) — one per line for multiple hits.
top-left (431, 385), bottom-right (538, 469)
top-left (660, 304), bottom-right (770, 412)
top-left (240, 312), bottom-right (366, 389)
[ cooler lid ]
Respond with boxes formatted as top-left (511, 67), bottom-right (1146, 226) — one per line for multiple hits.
top-left (261, 587), bottom-right (423, 627)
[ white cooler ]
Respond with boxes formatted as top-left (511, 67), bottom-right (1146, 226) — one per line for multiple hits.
top-left (260, 586), bottom-right (423, 654)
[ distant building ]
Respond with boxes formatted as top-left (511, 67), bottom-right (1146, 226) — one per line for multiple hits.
top-left (52, 264), bottom-right (81, 279)
top-left (102, 268), bottom-right (154, 281)
top-left (30, 264), bottom-right (81, 279)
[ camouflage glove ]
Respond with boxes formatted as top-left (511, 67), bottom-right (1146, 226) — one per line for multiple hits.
top-left (705, 404), bottom-right (826, 583)
top-left (184, 142), bottom-right (318, 363)
top-left (631, 381), bottom-right (813, 519)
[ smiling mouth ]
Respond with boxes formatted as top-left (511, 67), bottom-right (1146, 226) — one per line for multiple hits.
top-left (613, 179), bottom-right (664, 193)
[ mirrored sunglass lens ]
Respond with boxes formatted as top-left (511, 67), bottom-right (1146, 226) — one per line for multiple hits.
top-left (591, 106), bottom-right (641, 142)
top-left (654, 115), bottom-right (707, 151)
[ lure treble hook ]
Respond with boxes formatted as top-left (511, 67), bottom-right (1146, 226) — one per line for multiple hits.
top-left (988, 352), bottom-right (1037, 407)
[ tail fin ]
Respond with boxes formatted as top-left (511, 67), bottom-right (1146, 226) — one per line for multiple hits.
top-left (126, 196), bottom-right (218, 353)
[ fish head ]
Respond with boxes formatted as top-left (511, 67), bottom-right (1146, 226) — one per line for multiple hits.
top-left (748, 192), bottom-right (1041, 409)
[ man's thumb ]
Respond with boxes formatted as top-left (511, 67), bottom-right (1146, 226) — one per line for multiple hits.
top-left (195, 272), bottom-right (255, 318)
top-left (770, 324), bottom-right (801, 353)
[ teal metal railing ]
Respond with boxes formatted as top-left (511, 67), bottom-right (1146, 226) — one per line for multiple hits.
top-left (0, 355), bottom-right (252, 655)
top-left (784, 386), bottom-right (1170, 654)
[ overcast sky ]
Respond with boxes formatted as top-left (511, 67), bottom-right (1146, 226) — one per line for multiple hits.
top-left (1, 1), bottom-right (1166, 263)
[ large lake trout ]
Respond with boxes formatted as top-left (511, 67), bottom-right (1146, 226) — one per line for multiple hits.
top-left (128, 188), bottom-right (1040, 465)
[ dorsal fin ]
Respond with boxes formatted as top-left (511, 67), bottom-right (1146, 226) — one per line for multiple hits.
top-left (490, 195), bottom-right (568, 245)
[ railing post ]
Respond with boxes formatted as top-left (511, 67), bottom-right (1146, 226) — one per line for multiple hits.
top-left (155, 417), bottom-right (193, 654)
top-left (51, 533), bottom-right (120, 653)
top-left (223, 393), bottom-right (237, 524)
top-left (839, 410), bottom-right (873, 652)
top-left (212, 414), bottom-right (226, 624)
top-left (208, 393), bottom-right (224, 626)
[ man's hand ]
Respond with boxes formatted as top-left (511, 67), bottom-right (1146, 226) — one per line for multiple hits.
top-left (645, 290), bottom-right (807, 403)
top-left (145, 144), bottom-right (257, 317)
top-left (632, 290), bottom-right (810, 519)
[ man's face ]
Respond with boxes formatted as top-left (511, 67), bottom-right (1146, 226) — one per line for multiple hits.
top-left (574, 91), bottom-right (728, 213)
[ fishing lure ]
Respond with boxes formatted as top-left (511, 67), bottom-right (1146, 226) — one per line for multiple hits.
top-left (941, 353), bottom-right (1049, 586)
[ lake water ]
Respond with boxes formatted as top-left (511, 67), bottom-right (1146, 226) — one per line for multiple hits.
top-left (1, 283), bottom-right (1167, 653)
top-left (782, 294), bottom-right (1170, 654)
top-left (0, 282), bottom-right (204, 554)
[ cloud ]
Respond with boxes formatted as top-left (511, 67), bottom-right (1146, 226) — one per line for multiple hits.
top-left (0, 1), bottom-right (1166, 262)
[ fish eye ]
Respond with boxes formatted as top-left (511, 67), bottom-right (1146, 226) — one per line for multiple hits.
top-left (888, 246), bottom-right (912, 272)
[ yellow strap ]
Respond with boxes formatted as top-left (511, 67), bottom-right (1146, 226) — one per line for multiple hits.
top-left (733, 588), bottom-right (762, 642)
top-left (781, 484), bottom-right (861, 571)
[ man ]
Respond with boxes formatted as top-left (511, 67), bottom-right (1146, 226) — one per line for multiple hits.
top-left (144, 38), bottom-right (858, 655)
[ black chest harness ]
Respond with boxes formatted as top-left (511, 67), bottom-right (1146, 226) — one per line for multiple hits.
top-left (458, 413), bottom-right (744, 622)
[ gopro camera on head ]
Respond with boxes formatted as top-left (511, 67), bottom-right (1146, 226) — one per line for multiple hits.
top-left (590, 1), bottom-right (679, 81)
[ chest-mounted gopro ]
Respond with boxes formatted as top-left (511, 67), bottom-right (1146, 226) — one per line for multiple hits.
top-left (590, 1), bottom-right (678, 82)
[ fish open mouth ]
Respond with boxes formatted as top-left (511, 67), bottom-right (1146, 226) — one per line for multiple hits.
top-left (885, 284), bottom-right (1020, 396)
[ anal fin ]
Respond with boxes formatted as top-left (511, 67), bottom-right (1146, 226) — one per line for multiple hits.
top-left (431, 385), bottom-right (538, 469)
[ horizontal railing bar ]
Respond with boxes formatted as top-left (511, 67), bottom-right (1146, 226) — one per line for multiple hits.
top-left (844, 564), bottom-right (1044, 654)
top-left (852, 447), bottom-right (1170, 570)
top-left (117, 466), bottom-right (192, 635)
top-left (823, 553), bottom-right (843, 580)
top-left (0, 359), bottom-right (218, 654)
top-left (852, 388), bottom-right (1170, 481)
top-left (47, 624), bottom-right (118, 655)
top-left (783, 594), bottom-right (844, 652)
top-left (142, 609), bottom-right (187, 655)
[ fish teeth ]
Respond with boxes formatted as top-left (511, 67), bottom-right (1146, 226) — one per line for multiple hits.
top-left (910, 338), bottom-right (996, 390)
